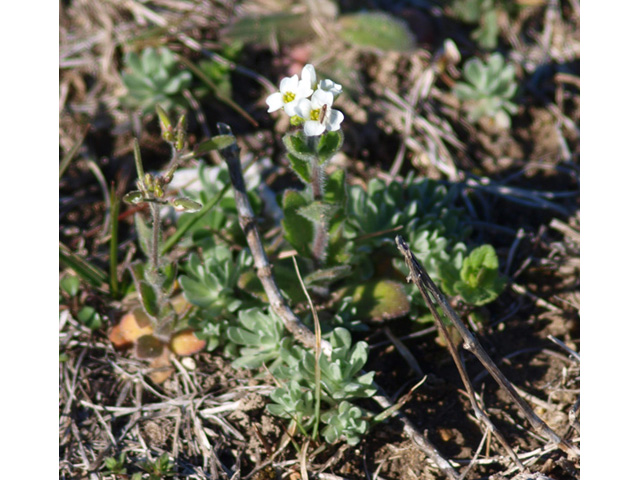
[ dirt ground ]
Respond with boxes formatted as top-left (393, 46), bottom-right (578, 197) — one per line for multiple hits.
top-left (59, 1), bottom-right (579, 479)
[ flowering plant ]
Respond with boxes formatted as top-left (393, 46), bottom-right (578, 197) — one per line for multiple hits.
top-left (267, 64), bottom-right (344, 136)
top-left (267, 64), bottom-right (346, 265)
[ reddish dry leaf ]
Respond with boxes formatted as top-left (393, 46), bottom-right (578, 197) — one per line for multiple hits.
top-left (169, 329), bottom-right (206, 356)
top-left (148, 346), bottom-right (173, 384)
top-left (108, 309), bottom-right (154, 348)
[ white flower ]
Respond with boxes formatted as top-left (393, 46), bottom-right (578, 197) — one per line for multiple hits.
top-left (266, 74), bottom-right (313, 116)
top-left (301, 64), bottom-right (317, 89)
top-left (295, 89), bottom-right (344, 137)
top-left (319, 78), bottom-right (342, 97)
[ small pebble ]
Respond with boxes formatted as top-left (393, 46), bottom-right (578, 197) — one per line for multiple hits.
top-left (181, 357), bottom-right (196, 370)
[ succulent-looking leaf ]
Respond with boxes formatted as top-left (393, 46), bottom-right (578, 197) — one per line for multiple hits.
top-left (337, 12), bottom-right (416, 52)
top-left (60, 275), bottom-right (80, 297)
top-left (172, 197), bottom-right (202, 212)
top-left (340, 279), bottom-right (410, 322)
top-left (124, 190), bottom-right (145, 205)
top-left (77, 306), bottom-right (103, 330)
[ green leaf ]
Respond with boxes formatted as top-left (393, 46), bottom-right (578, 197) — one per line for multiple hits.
top-left (130, 263), bottom-right (160, 318)
top-left (172, 197), bottom-right (202, 212)
top-left (304, 265), bottom-right (351, 285)
top-left (316, 130), bottom-right (344, 164)
top-left (296, 201), bottom-right (336, 225)
top-left (77, 306), bottom-right (103, 330)
top-left (194, 135), bottom-right (236, 155)
top-left (340, 279), bottom-right (410, 322)
top-left (138, 280), bottom-right (160, 318)
top-left (454, 245), bottom-right (506, 306)
top-left (223, 13), bottom-right (315, 47)
top-left (337, 12), bottom-right (416, 52)
top-left (282, 190), bottom-right (314, 258)
top-left (60, 275), bottom-right (80, 297)
top-left (324, 168), bottom-right (346, 206)
top-left (59, 244), bottom-right (108, 288)
top-left (283, 133), bottom-right (316, 162)
top-left (134, 213), bottom-right (152, 258)
top-left (287, 153), bottom-right (312, 183)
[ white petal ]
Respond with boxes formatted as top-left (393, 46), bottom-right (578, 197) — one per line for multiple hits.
top-left (284, 100), bottom-right (301, 116)
top-left (326, 109), bottom-right (344, 131)
top-left (280, 75), bottom-right (299, 92)
top-left (296, 78), bottom-right (313, 98)
top-left (311, 88), bottom-right (333, 108)
top-left (304, 120), bottom-right (326, 136)
top-left (301, 64), bottom-right (317, 87)
top-left (319, 79), bottom-right (342, 97)
top-left (294, 98), bottom-right (312, 118)
top-left (266, 92), bottom-right (284, 112)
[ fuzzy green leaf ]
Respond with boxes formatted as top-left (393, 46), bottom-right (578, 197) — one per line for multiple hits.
top-left (338, 12), bottom-right (416, 52)
top-left (296, 201), bottom-right (336, 225)
top-left (324, 168), bottom-right (346, 206)
top-left (282, 190), bottom-right (314, 258)
top-left (287, 153), bottom-right (312, 183)
top-left (283, 133), bottom-right (316, 162)
top-left (316, 130), bottom-right (344, 164)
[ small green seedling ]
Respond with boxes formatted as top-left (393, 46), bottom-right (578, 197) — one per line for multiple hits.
top-left (139, 452), bottom-right (174, 479)
top-left (453, 53), bottom-right (518, 129)
top-left (103, 452), bottom-right (128, 476)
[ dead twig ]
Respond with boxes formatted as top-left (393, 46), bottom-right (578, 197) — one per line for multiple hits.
top-left (395, 236), bottom-right (579, 459)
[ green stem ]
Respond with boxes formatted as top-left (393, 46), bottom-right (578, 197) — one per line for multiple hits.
top-left (109, 183), bottom-right (120, 298)
top-left (150, 203), bottom-right (161, 273)
top-left (308, 137), bottom-right (329, 265)
top-left (133, 139), bottom-right (146, 184)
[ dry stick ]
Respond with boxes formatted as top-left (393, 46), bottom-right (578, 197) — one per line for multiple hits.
top-left (393, 244), bottom-right (524, 471)
top-left (395, 236), bottom-right (580, 458)
top-left (216, 123), bottom-right (459, 480)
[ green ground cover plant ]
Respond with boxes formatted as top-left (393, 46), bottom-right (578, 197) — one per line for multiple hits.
top-left (60, 2), bottom-right (580, 478)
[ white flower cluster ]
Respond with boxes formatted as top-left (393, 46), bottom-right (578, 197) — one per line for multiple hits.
top-left (267, 64), bottom-right (344, 137)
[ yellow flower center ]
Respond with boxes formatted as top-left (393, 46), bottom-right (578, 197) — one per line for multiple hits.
top-left (310, 108), bottom-right (321, 121)
top-left (283, 91), bottom-right (296, 103)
